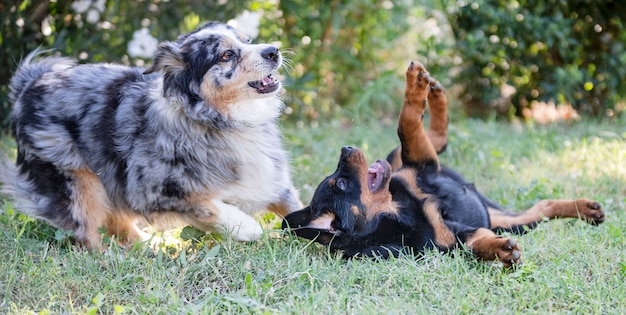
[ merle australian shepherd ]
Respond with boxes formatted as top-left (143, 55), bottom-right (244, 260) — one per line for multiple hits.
top-left (283, 62), bottom-right (605, 267)
top-left (0, 22), bottom-right (302, 249)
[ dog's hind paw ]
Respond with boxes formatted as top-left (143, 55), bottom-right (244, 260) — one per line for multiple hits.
top-left (575, 199), bottom-right (606, 225)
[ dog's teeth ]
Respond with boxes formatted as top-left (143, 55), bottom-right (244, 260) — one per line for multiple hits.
top-left (261, 74), bottom-right (276, 87)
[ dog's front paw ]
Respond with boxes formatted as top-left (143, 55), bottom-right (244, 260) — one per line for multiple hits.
top-left (404, 61), bottom-right (431, 112)
top-left (575, 199), bottom-right (606, 225)
top-left (222, 220), bottom-right (263, 242)
top-left (214, 201), bottom-right (264, 242)
top-left (221, 215), bottom-right (263, 242)
top-left (470, 234), bottom-right (522, 268)
top-left (492, 237), bottom-right (522, 268)
top-left (428, 79), bottom-right (446, 101)
top-left (406, 61), bottom-right (430, 89)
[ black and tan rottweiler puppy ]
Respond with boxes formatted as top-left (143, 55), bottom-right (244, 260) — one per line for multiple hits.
top-left (283, 61), bottom-right (605, 267)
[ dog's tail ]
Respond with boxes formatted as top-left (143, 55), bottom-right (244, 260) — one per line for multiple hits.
top-left (9, 48), bottom-right (76, 102)
top-left (0, 152), bottom-right (17, 200)
top-left (0, 152), bottom-right (38, 217)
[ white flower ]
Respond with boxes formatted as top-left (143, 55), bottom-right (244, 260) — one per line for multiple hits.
top-left (71, 0), bottom-right (91, 13)
top-left (93, 0), bottom-right (106, 12)
top-left (127, 28), bottom-right (158, 59)
top-left (71, 0), bottom-right (106, 24)
top-left (86, 9), bottom-right (100, 24)
top-left (228, 10), bottom-right (261, 39)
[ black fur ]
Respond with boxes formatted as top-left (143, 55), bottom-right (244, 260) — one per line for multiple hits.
top-left (283, 61), bottom-right (604, 263)
top-left (284, 147), bottom-right (495, 259)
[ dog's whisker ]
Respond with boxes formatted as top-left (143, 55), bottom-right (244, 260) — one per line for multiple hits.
top-left (280, 48), bottom-right (296, 56)
top-left (280, 57), bottom-right (297, 75)
top-left (3, 21), bottom-right (302, 249)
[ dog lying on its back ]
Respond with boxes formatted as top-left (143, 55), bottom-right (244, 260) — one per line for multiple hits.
top-left (1, 21), bottom-right (302, 249)
top-left (283, 61), bottom-right (605, 266)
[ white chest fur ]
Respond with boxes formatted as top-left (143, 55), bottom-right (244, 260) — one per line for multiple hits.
top-left (219, 125), bottom-right (290, 213)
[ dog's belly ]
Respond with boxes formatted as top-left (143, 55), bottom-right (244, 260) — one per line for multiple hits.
top-left (434, 176), bottom-right (490, 228)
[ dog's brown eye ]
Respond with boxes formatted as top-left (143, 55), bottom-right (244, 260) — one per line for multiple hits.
top-left (221, 50), bottom-right (234, 62)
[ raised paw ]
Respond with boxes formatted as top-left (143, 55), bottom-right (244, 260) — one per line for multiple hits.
top-left (425, 78), bottom-right (448, 154)
top-left (404, 61), bottom-right (431, 111)
top-left (575, 199), bottom-right (606, 225)
top-left (428, 79), bottom-right (446, 100)
top-left (406, 61), bottom-right (430, 89)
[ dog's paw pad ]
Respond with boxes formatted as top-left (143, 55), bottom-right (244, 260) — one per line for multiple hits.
top-left (491, 236), bottom-right (522, 268)
top-left (497, 237), bottom-right (522, 268)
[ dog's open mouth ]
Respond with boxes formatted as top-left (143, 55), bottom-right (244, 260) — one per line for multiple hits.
top-left (248, 74), bottom-right (280, 94)
top-left (368, 160), bottom-right (391, 192)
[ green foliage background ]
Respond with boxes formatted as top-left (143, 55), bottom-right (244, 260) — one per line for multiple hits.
top-left (1, 0), bottom-right (625, 130)
top-left (447, 0), bottom-right (626, 118)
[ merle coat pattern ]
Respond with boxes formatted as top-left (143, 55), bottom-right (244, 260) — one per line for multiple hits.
top-left (1, 22), bottom-right (301, 249)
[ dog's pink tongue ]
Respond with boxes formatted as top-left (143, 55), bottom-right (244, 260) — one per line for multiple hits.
top-left (368, 162), bottom-right (384, 191)
top-left (261, 74), bottom-right (275, 86)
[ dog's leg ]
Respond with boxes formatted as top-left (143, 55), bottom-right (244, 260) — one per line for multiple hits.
top-left (387, 66), bottom-right (448, 171)
top-left (106, 212), bottom-right (150, 247)
top-left (426, 79), bottom-right (448, 154)
top-left (422, 197), bottom-right (457, 248)
top-left (3, 160), bottom-right (111, 250)
top-left (70, 169), bottom-right (114, 250)
top-left (489, 199), bottom-right (605, 233)
top-left (183, 198), bottom-right (264, 241)
top-left (398, 61), bottom-right (439, 169)
top-left (267, 186), bottom-right (303, 217)
top-left (463, 227), bottom-right (522, 268)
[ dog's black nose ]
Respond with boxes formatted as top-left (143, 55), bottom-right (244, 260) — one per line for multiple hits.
top-left (261, 46), bottom-right (280, 62)
top-left (341, 146), bottom-right (354, 158)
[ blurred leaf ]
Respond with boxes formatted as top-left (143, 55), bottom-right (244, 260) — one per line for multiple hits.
top-left (180, 226), bottom-right (206, 242)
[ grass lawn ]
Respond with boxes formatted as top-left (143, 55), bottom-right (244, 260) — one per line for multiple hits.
top-left (1, 113), bottom-right (625, 314)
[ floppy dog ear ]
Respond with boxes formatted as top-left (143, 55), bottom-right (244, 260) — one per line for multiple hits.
top-left (282, 206), bottom-right (335, 245)
top-left (144, 42), bottom-right (185, 74)
top-left (282, 206), bottom-right (312, 229)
